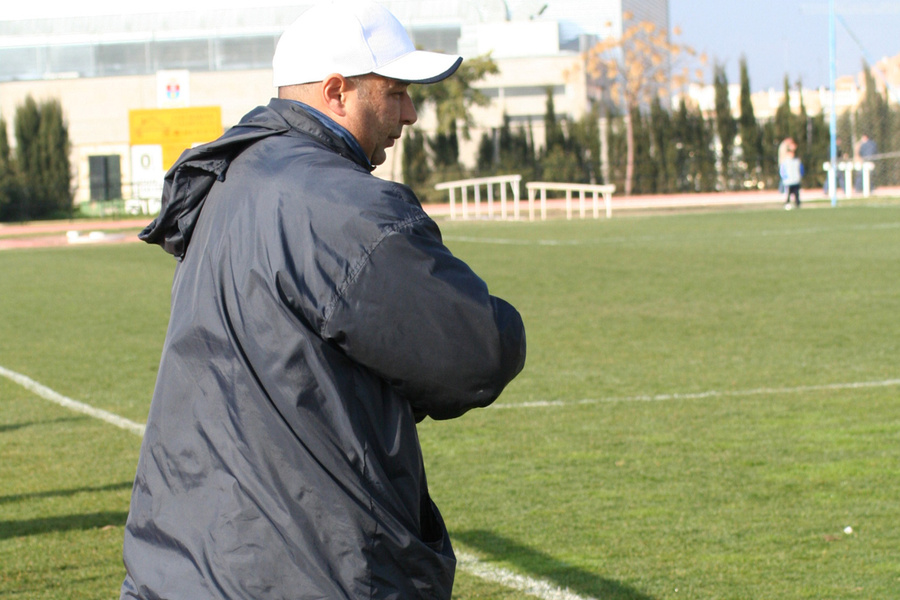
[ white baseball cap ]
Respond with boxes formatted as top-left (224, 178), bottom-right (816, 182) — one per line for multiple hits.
top-left (273, 0), bottom-right (463, 87)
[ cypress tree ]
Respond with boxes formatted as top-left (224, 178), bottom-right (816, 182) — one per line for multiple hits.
top-left (12, 96), bottom-right (72, 219)
top-left (38, 99), bottom-right (73, 216)
top-left (570, 109), bottom-right (601, 184)
top-left (476, 131), bottom-right (495, 175)
top-left (543, 88), bottom-right (565, 152)
top-left (672, 100), bottom-right (692, 192)
top-left (13, 97), bottom-right (40, 219)
top-left (630, 108), bottom-right (653, 194)
top-left (401, 128), bottom-right (430, 201)
top-left (738, 57), bottom-right (763, 188)
top-left (714, 64), bottom-right (737, 190)
top-left (0, 118), bottom-right (19, 220)
top-left (760, 119), bottom-right (780, 189)
top-left (696, 109), bottom-right (718, 192)
top-left (650, 97), bottom-right (677, 193)
top-left (773, 76), bottom-right (795, 143)
top-left (856, 64), bottom-right (889, 149)
top-left (429, 120), bottom-right (460, 169)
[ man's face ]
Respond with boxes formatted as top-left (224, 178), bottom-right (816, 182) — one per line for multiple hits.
top-left (345, 75), bottom-right (418, 166)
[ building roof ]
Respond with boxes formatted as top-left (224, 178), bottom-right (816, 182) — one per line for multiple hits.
top-left (0, 1), bottom-right (623, 48)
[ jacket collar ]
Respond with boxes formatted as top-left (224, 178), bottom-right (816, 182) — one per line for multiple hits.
top-left (269, 98), bottom-right (375, 173)
top-left (284, 100), bottom-right (373, 170)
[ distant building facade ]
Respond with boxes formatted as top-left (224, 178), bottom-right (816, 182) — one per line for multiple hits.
top-left (0, 0), bottom-right (669, 206)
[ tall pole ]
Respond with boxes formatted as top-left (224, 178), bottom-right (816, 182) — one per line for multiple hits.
top-left (829, 0), bottom-right (838, 207)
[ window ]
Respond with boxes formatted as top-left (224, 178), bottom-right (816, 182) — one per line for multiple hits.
top-left (215, 35), bottom-right (277, 70)
top-left (153, 39), bottom-right (211, 72)
top-left (89, 155), bottom-right (122, 201)
top-left (96, 42), bottom-right (148, 77)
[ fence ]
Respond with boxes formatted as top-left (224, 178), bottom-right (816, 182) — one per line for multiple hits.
top-left (434, 176), bottom-right (619, 221)
top-left (822, 161), bottom-right (876, 197)
top-left (525, 182), bottom-right (617, 221)
top-left (434, 175), bottom-right (523, 220)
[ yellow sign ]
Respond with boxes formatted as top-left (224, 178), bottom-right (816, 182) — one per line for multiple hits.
top-left (129, 106), bottom-right (223, 168)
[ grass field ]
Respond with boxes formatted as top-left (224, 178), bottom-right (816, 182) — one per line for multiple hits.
top-left (1, 202), bottom-right (899, 599)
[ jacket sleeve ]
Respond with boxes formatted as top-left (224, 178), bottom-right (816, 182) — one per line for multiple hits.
top-left (321, 216), bottom-right (526, 420)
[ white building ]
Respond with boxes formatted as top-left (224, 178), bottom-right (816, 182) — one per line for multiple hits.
top-left (0, 0), bottom-right (669, 206)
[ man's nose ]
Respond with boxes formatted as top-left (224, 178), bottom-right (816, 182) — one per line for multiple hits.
top-left (402, 93), bottom-right (417, 126)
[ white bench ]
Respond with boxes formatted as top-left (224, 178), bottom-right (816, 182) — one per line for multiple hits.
top-left (525, 182), bottom-right (617, 220)
top-left (435, 175), bottom-right (523, 220)
top-left (822, 161), bottom-right (875, 197)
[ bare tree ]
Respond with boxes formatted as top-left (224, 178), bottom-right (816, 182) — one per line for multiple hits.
top-left (583, 14), bottom-right (705, 195)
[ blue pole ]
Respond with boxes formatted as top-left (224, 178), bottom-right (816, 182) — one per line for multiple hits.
top-left (829, 0), bottom-right (838, 206)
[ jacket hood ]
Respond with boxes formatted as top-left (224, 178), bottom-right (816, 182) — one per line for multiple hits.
top-left (139, 99), bottom-right (371, 260)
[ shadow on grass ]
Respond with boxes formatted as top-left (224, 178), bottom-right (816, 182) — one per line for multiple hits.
top-left (454, 530), bottom-right (655, 600)
top-left (0, 415), bottom-right (87, 433)
top-left (0, 511), bottom-right (128, 540)
top-left (0, 481), bottom-right (134, 505)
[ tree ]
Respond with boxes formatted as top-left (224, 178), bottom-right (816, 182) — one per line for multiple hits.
top-left (738, 57), bottom-right (763, 188)
top-left (649, 96), bottom-right (678, 193)
top-left (543, 88), bottom-right (565, 152)
top-left (671, 99), bottom-right (716, 193)
top-left (539, 88), bottom-right (575, 182)
top-left (537, 89), bottom-right (600, 184)
top-left (37, 99), bottom-right (73, 216)
top-left (630, 107), bottom-right (654, 194)
top-left (497, 114), bottom-right (537, 179)
top-left (0, 118), bottom-right (17, 220)
top-left (855, 62), bottom-right (890, 152)
top-left (713, 63), bottom-right (737, 190)
top-left (773, 76), bottom-right (796, 144)
top-left (404, 54), bottom-right (498, 199)
top-left (850, 64), bottom-right (894, 187)
top-left (408, 54), bottom-right (498, 140)
top-left (760, 118), bottom-right (780, 189)
top-left (568, 109), bottom-right (601, 185)
top-left (13, 97), bottom-right (41, 219)
top-left (429, 120), bottom-right (460, 169)
top-left (401, 127), bottom-right (430, 200)
top-left (583, 13), bottom-right (705, 195)
top-left (11, 96), bottom-right (73, 220)
top-left (476, 131), bottom-right (496, 175)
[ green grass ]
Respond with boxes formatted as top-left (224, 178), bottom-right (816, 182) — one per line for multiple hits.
top-left (2, 204), bottom-right (899, 599)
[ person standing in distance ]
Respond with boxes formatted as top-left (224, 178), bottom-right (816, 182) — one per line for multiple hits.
top-left (780, 146), bottom-right (805, 209)
top-left (120, 2), bottom-right (526, 599)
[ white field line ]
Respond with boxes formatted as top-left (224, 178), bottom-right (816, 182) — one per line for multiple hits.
top-left (4, 364), bottom-right (898, 600)
top-left (443, 220), bottom-right (900, 247)
top-left (0, 365), bottom-right (145, 437)
top-left (2, 365), bottom-right (592, 600)
top-left (456, 551), bottom-right (597, 600)
top-left (493, 378), bottom-right (900, 409)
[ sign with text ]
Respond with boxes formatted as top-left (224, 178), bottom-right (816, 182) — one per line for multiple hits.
top-left (129, 106), bottom-right (222, 169)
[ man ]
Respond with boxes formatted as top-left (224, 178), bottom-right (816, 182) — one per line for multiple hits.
top-left (120, 1), bottom-right (526, 599)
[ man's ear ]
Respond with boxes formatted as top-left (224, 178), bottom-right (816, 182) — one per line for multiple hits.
top-left (322, 74), bottom-right (350, 117)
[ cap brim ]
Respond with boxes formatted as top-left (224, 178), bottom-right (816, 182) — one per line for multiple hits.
top-left (373, 51), bottom-right (463, 84)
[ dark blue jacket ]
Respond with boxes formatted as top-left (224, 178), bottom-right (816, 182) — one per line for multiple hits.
top-left (122, 98), bottom-right (526, 599)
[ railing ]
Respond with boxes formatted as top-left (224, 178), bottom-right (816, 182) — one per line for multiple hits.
top-left (822, 161), bottom-right (876, 197)
top-left (525, 182), bottom-right (617, 220)
top-left (434, 175), bottom-right (523, 220)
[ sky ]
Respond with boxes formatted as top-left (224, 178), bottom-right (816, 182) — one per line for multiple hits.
top-left (669, 0), bottom-right (900, 91)
top-left (3, 0), bottom-right (900, 93)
